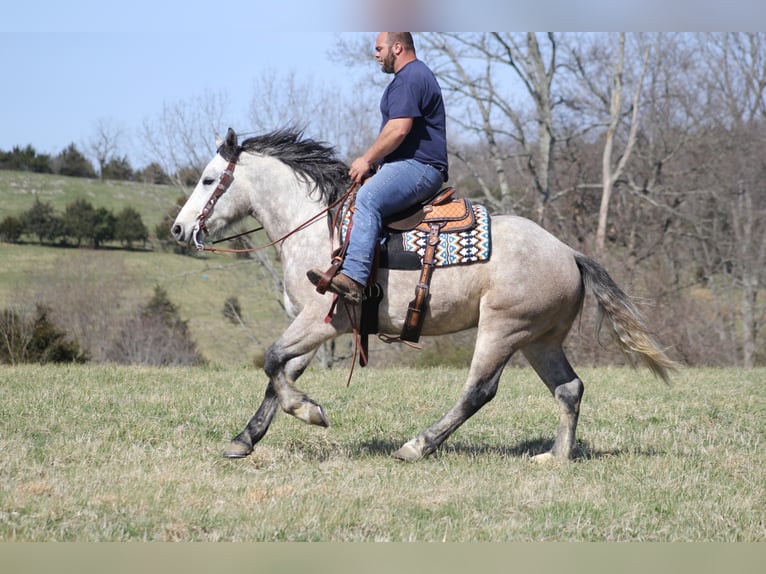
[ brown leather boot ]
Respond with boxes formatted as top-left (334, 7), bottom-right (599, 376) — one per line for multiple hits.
top-left (307, 269), bottom-right (363, 305)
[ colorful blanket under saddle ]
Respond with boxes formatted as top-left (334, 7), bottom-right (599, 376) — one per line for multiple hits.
top-left (337, 198), bottom-right (492, 268)
top-left (399, 203), bottom-right (491, 267)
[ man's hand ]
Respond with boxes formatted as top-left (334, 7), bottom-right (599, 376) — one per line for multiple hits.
top-left (349, 117), bottom-right (413, 184)
top-left (349, 157), bottom-right (373, 184)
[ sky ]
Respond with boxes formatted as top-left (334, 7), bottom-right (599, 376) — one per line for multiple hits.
top-left (1, 0), bottom-right (762, 169)
top-left (1, 30), bottom-right (357, 166)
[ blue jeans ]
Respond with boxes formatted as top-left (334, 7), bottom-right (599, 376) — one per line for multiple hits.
top-left (342, 159), bottom-right (444, 285)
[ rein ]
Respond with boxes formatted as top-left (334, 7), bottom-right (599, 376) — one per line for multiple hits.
top-left (194, 157), bottom-right (358, 255)
top-left (192, 158), bottom-right (367, 380)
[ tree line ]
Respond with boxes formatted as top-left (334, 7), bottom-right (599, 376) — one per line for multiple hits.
top-left (0, 142), bottom-right (178, 185)
top-left (0, 197), bottom-right (149, 248)
top-left (0, 285), bottom-right (204, 366)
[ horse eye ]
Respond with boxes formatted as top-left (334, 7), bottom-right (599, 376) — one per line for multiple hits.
top-left (203, 177), bottom-right (215, 186)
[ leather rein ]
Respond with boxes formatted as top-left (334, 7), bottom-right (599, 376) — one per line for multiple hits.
top-left (192, 160), bottom-right (368, 381)
top-left (192, 153), bottom-right (357, 254)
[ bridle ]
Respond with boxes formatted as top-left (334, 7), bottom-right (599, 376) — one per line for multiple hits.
top-left (188, 158), bottom-right (365, 381)
top-left (192, 155), bottom-right (239, 251)
top-left (190, 150), bottom-right (358, 255)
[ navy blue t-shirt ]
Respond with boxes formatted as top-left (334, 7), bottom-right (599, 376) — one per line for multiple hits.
top-left (380, 59), bottom-right (448, 181)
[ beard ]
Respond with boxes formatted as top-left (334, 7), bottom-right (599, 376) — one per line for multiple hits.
top-left (380, 50), bottom-right (396, 74)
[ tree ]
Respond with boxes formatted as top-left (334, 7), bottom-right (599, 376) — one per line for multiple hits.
top-left (63, 198), bottom-right (97, 246)
top-left (0, 144), bottom-right (52, 173)
top-left (62, 200), bottom-right (117, 247)
top-left (136, 162), bottom-right (171, 185)
top-left (0, 216), bottom-right (24, 243)
top-left (86, 117), bottom-right (126, 180)
top-left (101, 155), bottom-right (134, 181)
top-left (106, 286), bottom-right (205, 366)
top-left (222, 296), bottom-right (243, 325)
top-left (54, 143), bottom-right (96, 178)
top-left (114, 206), bottom-right (148, 248)
top-left (419, 32), bottom-right (561, 219)
top-left (138, 90), bottom-right (229, 189)
top-left (91, 207), bottom-right (116, 248)
top-left (247, 69), bottom-right (378, 162)
top-left (0, 304), bottom-right (88, 364)
top-left (566, 33), bottom-right (650, 255)
top-left (22, 197), bottom-right (59, 244)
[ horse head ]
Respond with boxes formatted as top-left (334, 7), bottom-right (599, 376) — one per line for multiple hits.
top-left (171, 127), bottom-right (243, 249)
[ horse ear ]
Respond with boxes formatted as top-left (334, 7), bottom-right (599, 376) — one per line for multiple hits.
top-left (225, 127), bottom-right (237, 148)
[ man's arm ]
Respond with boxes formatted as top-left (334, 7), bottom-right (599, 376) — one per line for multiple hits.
top-left (348, 117), bottom-right (413, 183)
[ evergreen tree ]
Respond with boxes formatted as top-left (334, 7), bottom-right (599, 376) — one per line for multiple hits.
top-left (63, 198), bottom-right (97, 246)
top-left (137, 162), bottom-right (171, 185)
top-left (115, 206), bottom-right (148, 248)
top-left (92, 207), bottom-right (116, 247)
top-left (102, 155), bottom-right (134, 181)
top-left (0, 144), bottom-right (52, 173)
top-left (106, 286), bottom-right (204, 366)
top-left (54, 143), bottom-right (96, 178)
top-left (22, 197), bottom-right (58, 244)
top-left (0, 305), bottom-right (88, 364)
top-left (0, 216), bottom-right (24, 243)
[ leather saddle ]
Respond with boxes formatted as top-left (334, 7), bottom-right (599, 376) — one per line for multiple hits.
top-left (384, 186), bottom-right (475, 234)
top-left (320, 185), bottom-right (480, 363)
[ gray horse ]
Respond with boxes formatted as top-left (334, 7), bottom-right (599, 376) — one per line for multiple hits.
top-left (171, 128), bottom-right (677, 462)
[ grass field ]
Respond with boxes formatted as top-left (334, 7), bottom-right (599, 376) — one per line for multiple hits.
top-left (0, 170), bottom-right (180, 233)
top-left (0, 242), bottom-right (291, 366)
top-left (1, 364), bottom-right (763, 542)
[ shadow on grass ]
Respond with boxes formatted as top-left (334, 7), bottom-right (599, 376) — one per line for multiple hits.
top-left (350, 436), bottom-right (664, 461)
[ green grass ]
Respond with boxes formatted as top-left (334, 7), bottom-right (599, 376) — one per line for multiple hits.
top-left (1, 365), bottom-right (763, 541)
top-left (0, 242), bottom-right (289, 366)
top-left (0, 170), bottom-right (180, 232)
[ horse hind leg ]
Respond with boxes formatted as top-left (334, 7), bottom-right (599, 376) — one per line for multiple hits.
top-left (521, 341), bottom-right (584, 462)
top-left (393, 331), bottom-right (510, 461)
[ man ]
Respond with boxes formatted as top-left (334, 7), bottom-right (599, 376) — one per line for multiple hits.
top-left (307, 32), bottom-right (448, 304)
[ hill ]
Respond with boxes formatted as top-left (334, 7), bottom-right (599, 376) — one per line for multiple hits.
top-left (0, 170), bottom-right (291, 366)
top-left (0, 170), bottom-right (471, 369)
top-left (0, 170), bottom-right (181, 233)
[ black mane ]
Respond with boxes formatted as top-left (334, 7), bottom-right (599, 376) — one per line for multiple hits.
top-left (220, 128), bottom-right (349, 206)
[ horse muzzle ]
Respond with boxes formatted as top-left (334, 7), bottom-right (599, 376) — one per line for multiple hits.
top-left (171, 221), bottom-right (206, 250)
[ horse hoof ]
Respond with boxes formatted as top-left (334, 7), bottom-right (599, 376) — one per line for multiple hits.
top-left (531, 452), bottom-right (556, 464)
top-left (293, 401), bottom-right (329, 427)
top-left (223, 440), bottom-right (253, 458)
top-left (392, 441), bottom-right (422, 461)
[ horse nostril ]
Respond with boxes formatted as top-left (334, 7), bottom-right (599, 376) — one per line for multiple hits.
top-left (171, 224), bottom-right (182, 239)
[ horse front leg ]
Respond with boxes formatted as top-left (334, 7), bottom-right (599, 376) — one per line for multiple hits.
top-left (224, 380), bottom-right (280, 458)
top-left (223, 308), bottom-right (344, 458)
top-left (264, 341), bottom-right (329, 427)
top-left (223, 350), bottom-right (320, 458)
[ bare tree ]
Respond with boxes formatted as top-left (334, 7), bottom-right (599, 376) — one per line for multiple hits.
top-left (138, 90), bottom-right (231, 189)
top-left (591, 34), bottom-right (650, 255)
top-left (86, 117), bottom-right (126, 180)
top-left (248, 69), bottom-right (377, 162)
top-left (419, 32), bottom-right (561, 219)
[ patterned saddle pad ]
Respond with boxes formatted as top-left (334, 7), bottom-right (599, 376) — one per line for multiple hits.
top-left (395, 203), bottom-right (491, 267)
top-left (338, 197), bottom-right (492, 269)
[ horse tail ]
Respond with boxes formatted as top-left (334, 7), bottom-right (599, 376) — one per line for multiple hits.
top-left (575, 253), bottom-right (679, 383)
